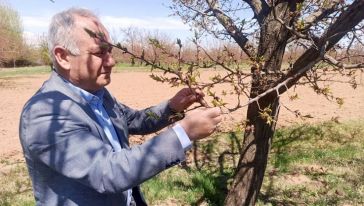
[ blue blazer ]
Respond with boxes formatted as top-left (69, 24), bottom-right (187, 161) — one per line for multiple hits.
top-left (19, 71), bottom-right (186, 205)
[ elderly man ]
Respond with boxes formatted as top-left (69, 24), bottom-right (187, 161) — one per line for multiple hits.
top-left (19, 7), bottom-right (222, 206)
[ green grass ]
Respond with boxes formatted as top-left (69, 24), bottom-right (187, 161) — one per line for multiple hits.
top-left (0, 66), bottom-right (52, 78)
top-left (142, 167), bottom-right (232, 206)
top-left (142, 119), bottom-right (364, 205)
top-left (0, 159), bottom-right (34, 206)
top-left (0, 64), bottom-right (148, 78)
top-left (259, 119), bottom-right (364, 206)
top-left (0, 63), bottom-right (252, 78)
top-left (0, 64), bottom-right (150, 78)
top-left (1, 119), bottom-right (363, 205)
top-left (113, 63), bottom-right (151, 72)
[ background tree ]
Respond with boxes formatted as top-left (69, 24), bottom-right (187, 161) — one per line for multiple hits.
top-left (37, 34), bottom-right (52, 66)
top-left (0, 2), bottom-right (24, 67)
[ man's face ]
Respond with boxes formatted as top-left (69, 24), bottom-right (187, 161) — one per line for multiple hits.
top-left (68, 16), bottom-right (115, 93)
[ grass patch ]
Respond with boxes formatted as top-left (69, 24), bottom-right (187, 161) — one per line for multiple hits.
top-left (142, 167), bottom-right (232, 206)
top-left (0, 66), bottom-right (52, 78)
top-left (259, 119), bottom-right (364, 205)
top-left (114, 63), bottom-right (151, 72)
top-left (0, 159), bottom-right (34, 206)
top-left (142, 119), bottom-right (363, 205)
top-left (0, 64), bottom-right (151, 78)
top-left (0, 63), bottom-right (252, 78)
top-left (0, 64), bottom-right (149, 78)
top-left (1, 119), bottom-right (363, 205)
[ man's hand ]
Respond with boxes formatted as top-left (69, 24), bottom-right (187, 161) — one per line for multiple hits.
top-left (168, 88), bottom-right (204, 112)
top-left (179, 107), bottom-right (222, 141)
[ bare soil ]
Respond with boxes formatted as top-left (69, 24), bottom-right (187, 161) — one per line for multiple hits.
top-left (0, 71), bottom-right (363, 158)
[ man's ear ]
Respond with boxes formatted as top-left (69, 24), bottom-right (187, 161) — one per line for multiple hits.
top-left (54, 46), bottom-right (71, 70)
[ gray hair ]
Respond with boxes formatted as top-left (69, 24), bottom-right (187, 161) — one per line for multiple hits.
top-left (48, 8), bottom-right (99, 66)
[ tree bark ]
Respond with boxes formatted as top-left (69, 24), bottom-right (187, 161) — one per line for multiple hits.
top-left (225, 1), bottom-right (299, 205)
top-left (224, 95), bottom-right (280, 206)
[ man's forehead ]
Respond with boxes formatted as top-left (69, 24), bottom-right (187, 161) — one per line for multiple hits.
top-left (74, 15), bottom-right (108, 36)
top-left (73, 17), bottom-right (111, 46)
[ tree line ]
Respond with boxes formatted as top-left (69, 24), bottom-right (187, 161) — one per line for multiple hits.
top-left (4, 2), bottom-right (361, 69)
top-left (0, 3), bottom-right (47, 67)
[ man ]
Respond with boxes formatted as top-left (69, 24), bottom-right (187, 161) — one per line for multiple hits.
top-left (19, 8), bottom-right (222, 206)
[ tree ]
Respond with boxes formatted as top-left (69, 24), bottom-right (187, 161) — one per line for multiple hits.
top-left (37, 34), bottom-right (52, 65)
top-left (86, 0), bottom-right (364, 204)
top-left (0, 2), bottom-right (24, 67)
top-left (168, 1), bottom-right (364, 205)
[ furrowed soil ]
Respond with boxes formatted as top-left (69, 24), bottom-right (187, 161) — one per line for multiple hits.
top-left (0, 70), bottom-right (363, 159)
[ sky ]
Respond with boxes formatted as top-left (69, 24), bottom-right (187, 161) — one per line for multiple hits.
top-left (4, 0), bottom-right (192, 44)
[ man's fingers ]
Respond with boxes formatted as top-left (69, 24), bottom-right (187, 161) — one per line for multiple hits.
top-left (185, 88), bottom-right (205, 97)
top-left (193, 88), bottom-right (205, 97)
top-left (183, 94), bottom-right (199, 105)
top-left (205, 107), bottom-right (222, 118)
top-left (185, 92), bottom-right (204, 104)
top-left (212, 115), bottom-right (223, 124)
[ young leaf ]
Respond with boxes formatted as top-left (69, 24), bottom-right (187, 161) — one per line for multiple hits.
top-left (84, 28), bottom-right (97, 38)
top-left (146, 110), bottom-right (160, 120)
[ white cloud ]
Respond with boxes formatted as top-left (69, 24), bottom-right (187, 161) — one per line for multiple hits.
top-left (21, 15), bottom-right (188, 31)
top-left (22, 16), bottom-right (50, 29)
top-left (21, 15), bottom-right (190, 44)
top-left (101, 16), bottom-right (189, 30)
top-left (21, 16), bottom-right (49, 45)
top-left (23, 31), bottom-right (42, 45)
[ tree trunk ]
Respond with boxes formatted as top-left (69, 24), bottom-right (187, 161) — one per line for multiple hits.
top-left (225, 1), bottom-right (298, 205)
top-left (224, 96), bottom-right (280, 205)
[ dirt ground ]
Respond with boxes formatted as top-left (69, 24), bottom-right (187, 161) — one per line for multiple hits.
top-left (0, 71), bottom-right (363, 158)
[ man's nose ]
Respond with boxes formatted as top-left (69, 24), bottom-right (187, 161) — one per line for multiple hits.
top-left (103, 53), bottom-right (116, 67)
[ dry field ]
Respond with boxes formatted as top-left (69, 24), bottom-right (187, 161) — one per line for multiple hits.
top-left (0, 70), bottom-right (363, 159)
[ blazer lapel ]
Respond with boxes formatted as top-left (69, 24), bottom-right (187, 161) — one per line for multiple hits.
top-left (102, 90), bottom-right (129, 148)
top-left (48, 71), bottom-right (110, 143)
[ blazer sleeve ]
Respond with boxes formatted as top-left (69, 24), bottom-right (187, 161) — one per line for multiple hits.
top-left (118, 100), bottom-right (184, 135)
top-left (20, 97), bottom-right (186, 194)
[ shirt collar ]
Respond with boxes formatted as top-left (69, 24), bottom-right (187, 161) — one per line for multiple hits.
top-left (57, 71), bottom-right (105, 106)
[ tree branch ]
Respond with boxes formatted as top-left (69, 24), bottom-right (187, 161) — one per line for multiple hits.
top-left (272, 1), bottom-right (308, 39)
top-left (242, 0), bottom-right (269, 25)
top-left (277, 0), bottom-right (364, 93)
top-left (302, 0), bottom-right (341, 31)
top-left (324, 54), bottom-right (364, 70)
top-left (235, 0), bottom-right (364, 108)
top-left (240, 42), bottom-right (327, 109)
top-left (178, 0), bottom-right (213, 20)
top-left (205, 0), bottom-right (256, 60)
